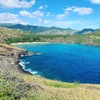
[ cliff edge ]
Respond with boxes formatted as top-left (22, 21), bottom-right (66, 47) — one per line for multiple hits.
top-left (0, 43), bottom-right (27, 74)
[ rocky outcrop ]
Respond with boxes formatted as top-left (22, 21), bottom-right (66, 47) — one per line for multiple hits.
top-left (0, 43), bottom-right (28, 75)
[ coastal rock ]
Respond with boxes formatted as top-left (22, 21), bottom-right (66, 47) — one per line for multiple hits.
top-left (0, 43), bottom-right (28, 75)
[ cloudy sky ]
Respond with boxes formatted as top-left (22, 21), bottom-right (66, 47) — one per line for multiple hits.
top-left (0, 0), bottom-right (100, 30)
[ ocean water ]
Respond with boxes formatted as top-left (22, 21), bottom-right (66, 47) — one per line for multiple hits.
top-left (16, 43), bottom-right (100, 84)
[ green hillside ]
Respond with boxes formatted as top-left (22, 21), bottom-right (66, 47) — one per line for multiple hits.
top-left (0, 27), bottom-right (100, 100)
top-left (0, 23), bottom-right (77, 34)
top-left (0, 26), bottom-right (100, 46)
top-left (0, 27), bottom-right (28, 43)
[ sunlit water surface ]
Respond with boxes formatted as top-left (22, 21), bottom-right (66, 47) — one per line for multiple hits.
top-left (15, 43), bottom-right (100, 84)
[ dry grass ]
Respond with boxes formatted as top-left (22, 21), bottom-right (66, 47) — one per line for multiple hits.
top-left (0, 43), bottom-right (25, 51)
top-left (0, 40), bottom-right (100, 100)
top-left (0, 27), bottom-right (28, 43)
top-left (21, 74), bottom-right (100, 100)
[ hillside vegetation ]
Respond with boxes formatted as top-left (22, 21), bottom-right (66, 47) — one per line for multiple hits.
top-left (0, 43), bottom-right (100, 100)
top-left (0, 27), bottom-right (28, 43)
top-left (0, 27), bottom-right (100, 46)
top-left (0, 27), bottom-right (100, 100)
top-left (0, 23), bottom-right (77, 34)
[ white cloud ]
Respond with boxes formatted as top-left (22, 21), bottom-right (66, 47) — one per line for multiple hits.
top-left (32, 10), bottom-right (44, 17)
top-left (56, 14), bottom-right (66, 19)
top-left (0, 0), bottom-right (35, 8)
top-left (45, 4), bottom-right (48, 8)
top-left (65, 7), bottom-right (73, 12)
top-left (56, 6), bottom-right (93, 20)
top-left (38, 5), bottom-right (48, 10)
top-left (0, 12), bottom-right (26, 24)
top-left (44, 20), bottom-right (51, 24)
top-left (90, 0), bottom-right (100, 4)
top-left (56, 8), bottom-right (69, 20)
top-left (38, 19), bottom-right (42, 22)
top-left (19, 10), bottom-right (44, 18)
top-left (72, 6), bottom-right (93, 15)
top-left (46, 12), bottom-right (51, 16)
top-left (65, 6), bottom-right (93, 15)
top-left (38, 6), bottom-right (44, 10)
top-left (19, 10), bottom-right (33, 18)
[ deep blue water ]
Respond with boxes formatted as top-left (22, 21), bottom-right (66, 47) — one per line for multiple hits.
top-left (15, 43), bottom-right (100, 84)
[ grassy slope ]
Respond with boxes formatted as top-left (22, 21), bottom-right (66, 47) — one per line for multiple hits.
top-left (0, 27), bottom-right (100, 100)
top-left (22, 73), bottom-right (100, 100)
top-left (0, 26), bottom-right (100, 46)
top-left (0, 23), bottom-right (77, 34)
top-left (0, 27), bottom-right (29, 43)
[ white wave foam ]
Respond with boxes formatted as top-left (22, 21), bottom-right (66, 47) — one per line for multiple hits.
top-left (36, 53), bottom-right (42, 55)
top-left (19, 60), bottom-right (38, 75)
top-left (26, 62), bottom-right (30, 64)
top-left (19, 61), bottom-right (25, 69)
top-left (20, 55), bottom-right (24, 57)
top-left (25, 68), bottom-right (38, 75)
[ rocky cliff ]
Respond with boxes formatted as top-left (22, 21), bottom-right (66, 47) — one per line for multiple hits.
top-left (0, 43), bottom-right (27, 75)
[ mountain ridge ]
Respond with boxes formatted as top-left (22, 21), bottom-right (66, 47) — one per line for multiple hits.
top-left (0, 23), bottom-right (77, 34)
top-left (0, 23), bottom-right (99, 35)
top-left (76, 28), bottom-right (96, 34)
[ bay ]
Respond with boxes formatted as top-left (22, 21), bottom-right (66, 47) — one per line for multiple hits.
top-left (15, 43), bottom-right (100, 84)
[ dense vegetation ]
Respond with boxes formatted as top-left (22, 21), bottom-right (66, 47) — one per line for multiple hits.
top-left (0, 74), bottom-right (33, 100)
top-left (0, 26), bottom-right (100, 46)
top-left (3, 30), bottom-right (100, 46)
top-left (0, 69), bottom-right (78, 100)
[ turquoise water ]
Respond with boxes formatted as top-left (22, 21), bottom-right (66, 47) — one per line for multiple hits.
top-left (16, 43), bottom-right (100, 84)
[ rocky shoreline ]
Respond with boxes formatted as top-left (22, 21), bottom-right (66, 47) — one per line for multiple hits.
top-left (0, 42), bottom-right (100, 77)
top-left (0, 43), bottom-right (29, 75)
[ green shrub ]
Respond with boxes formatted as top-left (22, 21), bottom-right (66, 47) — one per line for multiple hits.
top-left (0, 75), bottom-right (31, 100)
top-left (44, 80), bottom-right (78, 88)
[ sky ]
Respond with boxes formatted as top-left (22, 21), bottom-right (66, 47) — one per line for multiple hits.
top-left (0, 0), bottom-right (100, 30)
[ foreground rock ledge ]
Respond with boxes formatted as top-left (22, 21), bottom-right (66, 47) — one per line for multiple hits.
top-left (0, 43), bottom-right (28, 74)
